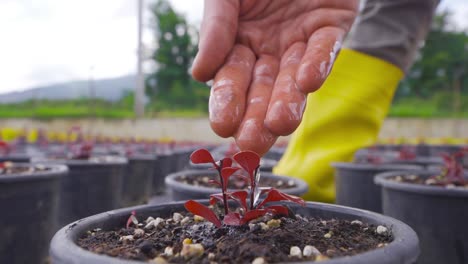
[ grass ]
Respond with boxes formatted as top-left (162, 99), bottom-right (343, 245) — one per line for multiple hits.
top-left (389, 94), bottom-right (468, 118)
top-left (1, 94), bottom-right (467, 119)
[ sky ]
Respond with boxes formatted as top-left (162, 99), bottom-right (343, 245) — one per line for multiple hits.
top-left (0, 0), bottom-right (466, 94)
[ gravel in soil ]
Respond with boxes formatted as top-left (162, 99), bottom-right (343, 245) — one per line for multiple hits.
top-left (78, 212), bottom-right (392, 263)
top-left (176, 174), bottom-right (297, 189)
top-left (391, 174), bottom-right (468, 188)
top-left (0, 162), bottom-right (50, 176)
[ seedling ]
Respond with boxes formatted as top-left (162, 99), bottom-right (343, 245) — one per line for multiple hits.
top-left (70, 141), bottom-right (94, 159)
top-left (397, 146), bottom-right (416, 161)
top-left (0, 141), bottom-right (11, 156)
top-left (432, 149), bottom-right (467, 185)
top-left (185, 149), bottom-right (304, 227)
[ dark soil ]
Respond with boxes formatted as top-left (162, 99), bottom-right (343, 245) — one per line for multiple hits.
top-left (78, 212), bottom-right (392, 263)
top-left (176, 174), bottom-right (297, 189)
top-left (390, 174), bottom-right (468, 188)
top-left (0, 163), bottom-right (50, 175)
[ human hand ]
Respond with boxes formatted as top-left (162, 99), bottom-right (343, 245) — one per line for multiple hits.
top-left (192, 0), bottom-right (359, 155)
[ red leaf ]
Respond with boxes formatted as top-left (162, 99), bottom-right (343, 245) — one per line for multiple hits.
top-left (126, 210), bottom-right (138, 229)
top-left (223, 212), bottom-right (243, 225)
top-left (0, 141), bottom-right (11, 155)
top-left (257, 189), bottom-right (305, 208)
top-left (233, 151), bottom-right (260, 179)
top-left (190, 149), bottom-right (217, 167)
top-left (266, 205), bottom-right (289, 216)
top-left (185, 200), bottom-right (221, 227)
top-left (227, 190), bottom-right (249, 210)
top-left (209, 193), bottom-right (224, 206)
top-left (221, 167), bottom-right (240, 190)
top-left (242, 209), bottom-right (269, 223)
top-left (220, 158), bottom-right (232, 169)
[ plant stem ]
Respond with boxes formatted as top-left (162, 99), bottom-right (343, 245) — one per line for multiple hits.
top-left (217, 161), bottom-right (228, 215)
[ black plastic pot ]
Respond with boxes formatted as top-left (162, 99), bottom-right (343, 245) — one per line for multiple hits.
top-left (375, 170), bottom-right (468, 264)
top-left (32, 156), bottom-right (127, 227)
top-left (50, 200), bottom-right (419, 264)
top-left (151, 152), bottom-right (172, 195)
top-left (164, 169), bottom-right (308, 201)
top-left (332, 163), bottom-right (421, 213)
top-left (0, 164), bottom-right (68, 264)
top-left (0, 153), bottom-right (31, 163)
top-left (264, 146), bottom-right (286, 161)
top-left (121, 154), bottom-right (156, 207)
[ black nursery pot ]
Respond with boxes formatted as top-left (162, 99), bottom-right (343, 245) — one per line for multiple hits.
top-left (375, 170), bottom-right (468, 264)
top-left (164, 169), bottom-right (308, 201)
top-left (332, 163), bottom-right (421, 213)
top-left (33, 156), bottom-right (128, 227)
top-left (0, 153), bottom-right (31, 163)
top-left (0, 164), bottom-right (68, 264)
top-left (121, 154), bottom-right (156, 207)
top-left (50, 201), bottom-right (419, 264)
top-left (151, 152), bottom-right (173, 195)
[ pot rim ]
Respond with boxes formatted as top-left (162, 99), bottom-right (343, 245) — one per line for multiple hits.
top-left (31, 156), bottom-right (128, 166)
top-left (0, 163), bottom-right (68, 182)
top-left (374, 170), bottom-right (468, 197)
top-left (165, 169), bottom-right (308, 196)
top-left (50, 200), bottom-right (419, 264)
top-left (332, 162), bottom-right (422, 171)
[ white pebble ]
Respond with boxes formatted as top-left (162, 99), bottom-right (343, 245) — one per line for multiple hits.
top-left (252, 257), bottom-right (266, 264)
top-left (180, 243), bottom-right (204, 258)
top-left (376, 225), bottom-right (388, 235)
top-left (133, 228), bottom-right (145, 237)
top-left (173, 213), bottom-right (184, 222)
top-left (119, 235), bottom-right (134, 243)
top-left (181, 216), bottom-right (190, 225)
top-left (164, 247), bottom-right (174, 256)
top-left (208, 252), bottom-right (216, 260)
top-left (259, 222), bottom-right (269, 231)
top-left (324, 232), bottom-right (332, 238)
top-left (351, 220), bottom-right (363, 226)
top-left (425, 178), bottom-right (437, 185)
top-left (303, 245), bottom-right (321, 257)
top-left (202, 176), bottom-right (210, 183)
top-left (290, 246), bottom-right (302, 258)
top-left (145, 217), bottom-right (165, 229)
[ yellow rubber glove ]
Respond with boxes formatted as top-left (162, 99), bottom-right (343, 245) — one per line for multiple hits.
top-left (273, 49), bottom-right (403, 202)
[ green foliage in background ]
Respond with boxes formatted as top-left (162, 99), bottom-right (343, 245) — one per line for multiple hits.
top-left (393, 11), bottom-right (468, 116)
top-left (145, 0), bottom-right (209, 112)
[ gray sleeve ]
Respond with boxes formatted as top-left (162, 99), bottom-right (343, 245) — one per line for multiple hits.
top-left (346, 0), bottom-right (440, 72)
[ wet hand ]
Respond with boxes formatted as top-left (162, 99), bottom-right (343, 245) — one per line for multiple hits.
top-left (192, 0), bottom-right (359, 155)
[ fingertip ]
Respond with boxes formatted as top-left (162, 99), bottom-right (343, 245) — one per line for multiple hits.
top-left (295, 62), bottom-right (326, 94)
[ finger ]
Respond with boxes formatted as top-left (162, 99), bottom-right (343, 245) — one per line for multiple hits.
top-left (296, 27), bottom-right (345, 94)
top-left (209, 45), bottom-right (256, 138)
top-left (191, 0), bottom-right (240, 82)
top-left (265, 42), bottom-right (307, 136)
top-left (235, 55), bottom-right (280, 156)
